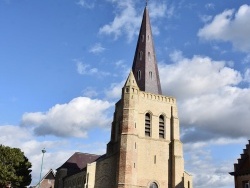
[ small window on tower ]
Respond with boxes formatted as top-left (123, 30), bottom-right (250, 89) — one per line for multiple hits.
top-left (141, 35), bottom-right (144, 42)
top-left (149, 71), bottom-right (152, 79)
top-left (137, 70), bottom-right (141, 80)
top-left (148, 52), bottom-right (151, 62)
top-left (139, 51), bottom-right (143, 60)
top-left (159, 115), bottom-right (165, 138)
top-left (145, 113), bottom-right (151, 137)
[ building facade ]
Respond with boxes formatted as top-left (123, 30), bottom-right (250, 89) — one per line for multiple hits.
top-left (55, 5), bottom-right (192, 188)
top-left (230, 140), bottom-right (250, 188)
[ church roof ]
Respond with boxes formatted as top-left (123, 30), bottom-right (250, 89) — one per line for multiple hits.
top-left (34, 169), bottom-right (55, 188)
top-left (57, 152), bottom-right (101, 172)
top-left (132, 6), bottom-right (162, 95)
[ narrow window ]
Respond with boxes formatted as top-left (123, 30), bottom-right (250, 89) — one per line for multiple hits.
top-left (154, 155), bottom-right (156, 164)
top-left (139, 51), bottom-right (143, 60)
top-left (137, 70), bottom-right (141, 80)
top-left (159, 115), bottom-right (165, 138)
top-left (147, 35), bottom-right (150, 41)
top-left (145, 113), bottom-right (151, 137)
top-left (149, 71), bottom-right (152, 79)
top-left (141, 34), bottom-right (144, 42)
top-left (148, 52), bottom-right (151, 62)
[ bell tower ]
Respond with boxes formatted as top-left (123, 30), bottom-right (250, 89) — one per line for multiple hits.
top-left (106, 5), bottom-right (193, 188)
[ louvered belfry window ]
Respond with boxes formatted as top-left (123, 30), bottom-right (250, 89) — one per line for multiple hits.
top-left (145, 113), bottom-right (151, 137)
top-left (159, 115), bottom-right (165, 138)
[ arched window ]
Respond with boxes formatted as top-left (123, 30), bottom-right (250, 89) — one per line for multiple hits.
top-left (145, 113), bottom-right (151, 137)
top-left (150, 182), bottom-right (158, 188)
top-left (159, 115), bottom-right (165, 138)
top-left (137, 70), bottom-right (141, 80)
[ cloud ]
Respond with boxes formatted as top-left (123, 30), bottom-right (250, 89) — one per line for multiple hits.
top-left (89, 43), bottom-right (106, 54)
top-left (0, 124), bottom-right (75, 185)
top-left (99, 0), bottom-right (141, 41)
top-left (160, 51), bottom-right (242, 100)
top-left (105, 80), bottom-right (125, 99)
top-left (99, 0), bottom-right (170, 41)
top-left (82, 87), bottom-right (98, 98)
top-left (75, 60), bottom-right (110, 76)
top-left (183, 138), bottom-right (246, 188)
top-left (159, 51), bottom-right (250, 142)
top-left (198, 4), bottom-right (250, 52)
top-left (205, 3), bottom-right (215, 10)
top-left (21, 97), bottom-right (113, 137)
top-left (199, 15), bottom-right (213, 23)
top-left (76, 0), bottom-right (95, 9)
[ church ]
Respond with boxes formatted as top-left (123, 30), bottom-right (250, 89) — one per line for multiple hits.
top-left (54, 5), bottom-right (192, 188)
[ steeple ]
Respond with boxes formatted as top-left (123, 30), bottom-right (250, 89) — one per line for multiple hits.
top-left (132, 6), bottom-right (162, 95)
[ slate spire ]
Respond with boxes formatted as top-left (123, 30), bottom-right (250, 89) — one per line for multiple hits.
top-left (132, 6), bottom-right (162, 95)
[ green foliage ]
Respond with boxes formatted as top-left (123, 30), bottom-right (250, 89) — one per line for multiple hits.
top-left (0, 145), bottom-right (32, 188)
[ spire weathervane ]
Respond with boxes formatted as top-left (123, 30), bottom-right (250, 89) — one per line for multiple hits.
top-left (145, 0), bottom-right (148, 6)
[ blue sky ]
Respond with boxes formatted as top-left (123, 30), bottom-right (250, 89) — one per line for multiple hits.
top-left (1, 0), bottom-right (250, 187)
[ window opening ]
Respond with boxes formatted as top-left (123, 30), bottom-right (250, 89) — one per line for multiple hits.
top-left (145, 113), bottom-right (151, 137)
top-left (148, 52), bottom-right (151, 62)
top-left (149, 71), bottom-right (152, 79)
top-left (139, 51), bottom-right (143, 60)
top-left (159, 115), bottom-right (165, 138)
top-left (150, 182), bottom-right (158, 188)
top-left (137, 70), bottom-right (141, 80)
top-left (141, 35), bottom-right (144, 42)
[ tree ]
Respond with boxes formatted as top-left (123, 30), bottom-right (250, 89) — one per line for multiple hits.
top-left (0, 145), bottom-right (32, 188)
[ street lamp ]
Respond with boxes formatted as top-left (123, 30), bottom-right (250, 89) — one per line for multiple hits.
top-left (38, 148), bottom-right (46, 188)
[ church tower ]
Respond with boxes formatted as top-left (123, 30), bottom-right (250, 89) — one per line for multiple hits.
top-left (54, 4), bottom-right (192, 188)
top-left (106, 5), bottom-right (192, 188)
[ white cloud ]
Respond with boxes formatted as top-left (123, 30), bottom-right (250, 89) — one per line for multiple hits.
top-left (205, 3), bottom-right (215, 10)
top-left (99, 0), bottom-right (141, 41)
top-left (244, 68), bottom-right (250, 83)
top-left (105, 80), bottom-right (125, 99)
top-left (242, 54), bottom-right (250, 64)
top-left (199, 14), bottom-right (213, 23)
top-left (99, 0), bottom-right (171, 41)
top-left (21, 97), bottom-right (113, 137)
top-left (183, 138), bottom-right (246, 188)
top-left (89, 43), bottom-right (106, 54)
top-left (82, 87), bottom-right (98, 98)
top-left (75, 60), bottom-right (110, 76)
top-left (76, 0), bottom-right (95, 9)
top-left (0, 124), bottom-right (75, 185)
top-left (198, 4), bottom-right (250, 52)
top-left (159, 51), bottom-right (250, 142)
top-left (160, 51), bottom-right (242, 100)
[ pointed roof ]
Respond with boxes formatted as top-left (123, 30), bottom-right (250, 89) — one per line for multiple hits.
top-left (35, 169), bottom-right (55, 188)
top-left (124, 70), bottom-right (139, 88)
top-left (132, 6), bottom-right (162, 95)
